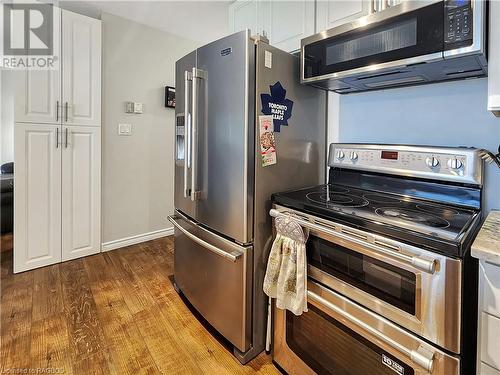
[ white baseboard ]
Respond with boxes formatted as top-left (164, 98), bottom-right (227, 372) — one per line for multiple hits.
top-left (101, 227), bottom-right (174, 252)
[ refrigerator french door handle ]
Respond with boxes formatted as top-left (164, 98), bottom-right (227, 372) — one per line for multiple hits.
top-left (191, 68), bottom-right (205, 201)
top-left (184, 71), bottom-right (192, 198)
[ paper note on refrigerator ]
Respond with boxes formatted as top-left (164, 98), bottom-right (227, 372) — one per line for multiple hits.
top-left (259, 115), bottom-right (277, 167)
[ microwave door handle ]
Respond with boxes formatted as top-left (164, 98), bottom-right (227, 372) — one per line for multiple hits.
top-left (269, 209), bottom-right (437, 274)
top-left (184, 71), bottom-right (192, 198)
top-left (308, 290), bottom-right (435, 373)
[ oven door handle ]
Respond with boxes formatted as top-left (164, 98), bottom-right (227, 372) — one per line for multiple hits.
top-left (269, 209), bottom-right (437, 274)
top-left (308, 290), bottom-right (435, 373)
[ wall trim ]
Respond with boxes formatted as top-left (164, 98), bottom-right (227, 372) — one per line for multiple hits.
top-left (101, 227), bottom-right (174, 252)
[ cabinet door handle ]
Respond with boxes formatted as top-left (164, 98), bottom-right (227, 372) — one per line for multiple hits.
top-left (65, 102), bottom-right (68, 122)
top-left (56, 101), bottom-right (59, 122)
top-left (56, 127), bottom-right (59, 148)
top-left (65, 128), bottom-right (68, 148)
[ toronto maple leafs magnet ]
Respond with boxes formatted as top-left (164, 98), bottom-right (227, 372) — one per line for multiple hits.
top-left (260, 82), bottom-right (294, 132)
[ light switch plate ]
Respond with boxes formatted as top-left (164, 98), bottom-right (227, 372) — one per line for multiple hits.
top-left (118, 123), bottom-right (132, 136)
top-left (133, 102), bottom-right (143, 113)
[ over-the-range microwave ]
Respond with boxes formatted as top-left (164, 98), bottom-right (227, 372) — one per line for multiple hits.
top-left (301, 0), bottom-right (487, 93)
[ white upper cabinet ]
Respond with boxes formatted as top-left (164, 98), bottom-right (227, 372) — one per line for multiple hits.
top-left (62, 10), bottom-right (101, 127)
top-left (62, 126), bottom-right (101, 261)
top-left (228, 0), bottom-right (371, 53)
top-left (14, 123), bottom-right (62, 273)
top-left (268, 0), bottom-right (315, 53)
top-left (229, 0), bottom-right (268, 36)
top-left (15, 8), bottom-right (101, 127)
top-left (316, 0), bottom-right (371, 32)
top-left (15, 69), bottom-right (61, 124)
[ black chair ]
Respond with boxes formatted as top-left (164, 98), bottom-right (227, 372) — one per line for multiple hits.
top-left (1, 162), bottom-right (14, 234)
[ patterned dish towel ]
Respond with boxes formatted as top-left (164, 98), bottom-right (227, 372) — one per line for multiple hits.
top-left (263, 214), bottom-right (308, 315)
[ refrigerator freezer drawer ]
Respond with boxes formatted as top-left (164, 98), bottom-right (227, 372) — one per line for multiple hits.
top-left (169, 211), bottom-right (253, 352)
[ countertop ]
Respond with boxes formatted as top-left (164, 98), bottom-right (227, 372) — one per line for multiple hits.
top-left (471, 210), bottom-right (500, 265)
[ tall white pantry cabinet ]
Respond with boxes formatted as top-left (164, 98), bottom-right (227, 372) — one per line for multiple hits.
top-left (14, 9), bottom-right (101, 273)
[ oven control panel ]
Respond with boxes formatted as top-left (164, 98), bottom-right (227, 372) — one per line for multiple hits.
top-left (328, 144), bottom-right (483, 185)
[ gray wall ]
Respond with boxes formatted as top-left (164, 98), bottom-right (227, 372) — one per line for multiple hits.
top-left (101, 13), bottom-right (198, 243)
top-left (338, 78), bottom-right (500, 213)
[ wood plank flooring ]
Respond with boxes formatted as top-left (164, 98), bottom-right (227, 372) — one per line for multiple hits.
top-left (0, 236), bottom-right (280, 374)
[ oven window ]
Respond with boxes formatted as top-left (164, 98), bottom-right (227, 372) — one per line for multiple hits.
top-left (308, 236), bottom-right (416, 315)
top-left (303, 2), bottom-right (444, 79)
top-left (286, 305), bottom-right (415, 375)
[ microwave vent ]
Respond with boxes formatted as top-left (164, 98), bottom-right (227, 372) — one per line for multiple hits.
top-left (364, 76), bottom-right (425, 88)
top-left (445, 68), bottom-right (484, 78)
top-left (356, 69), bottom-right (410, 81)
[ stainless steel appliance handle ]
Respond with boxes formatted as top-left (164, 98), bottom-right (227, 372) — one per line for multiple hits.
top-left (191, 68), bottom-right (200, 201)
top-left (168, 215), bottom-right (242, 262)
top-left (308, 290), bottom-right (435, 373)
top-left (269, 208), bottom-right (437, 274)
top-left (184, 71), bottom-right (192, 198)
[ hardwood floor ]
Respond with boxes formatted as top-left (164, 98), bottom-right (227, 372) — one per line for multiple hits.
top-left (0, 237), bottom-right (280, 374)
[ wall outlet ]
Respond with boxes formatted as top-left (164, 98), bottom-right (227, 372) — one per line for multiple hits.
top-left (118, 123), bottom-right (132, 136)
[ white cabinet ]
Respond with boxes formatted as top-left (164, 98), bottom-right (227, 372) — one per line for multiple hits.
top-left (488, 0), bottom-right (500, 115)
top-left (14, 124), bottom-right (62, 273)
top-left (229, 0), bottom-right (268, 37)
top-left (477, 260), bottom-right (500, 374)
top-left (14, 124), bottom-right (101, 272)
top-left (15, 69), bottom-right (61, 124)
top-left (15, 9), bottom-right (101, 127)
top-left (62, 11), bottom-right (101, 126)
top-left (316, 0), bottom-right (371, 32)
top-left (13, 7), bottom-right (101, 273)
top-left (62, 126), bottom-right (101, 261)
top-left (228, 0), bottom-right (371, 53)
top-left (268, 0), bottom-right (315, 52)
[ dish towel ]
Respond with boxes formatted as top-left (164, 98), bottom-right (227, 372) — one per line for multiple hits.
top-left (263, 215), bottom-right (308, 315)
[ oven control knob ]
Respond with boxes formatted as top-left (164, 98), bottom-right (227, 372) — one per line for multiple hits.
top-left (350, 151), bottom-right (358, 161)
top-left (336, 150), bottom-right (345, 160)
top-left (447, 158), bottom-right (463, 170)
top-left (425, 156), bottom-right (440, 168)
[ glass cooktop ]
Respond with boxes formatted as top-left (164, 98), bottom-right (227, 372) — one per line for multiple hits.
top-left (272, 184), bottom-right (480, 252)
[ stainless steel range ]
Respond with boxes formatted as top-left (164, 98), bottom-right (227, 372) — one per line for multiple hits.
top-left (271, 143), bottom-right (483, 375)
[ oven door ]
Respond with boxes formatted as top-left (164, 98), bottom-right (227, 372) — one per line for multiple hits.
top-left (273, 206), bottom-right (462, 354)
top-left (301, 1), bottom-right (444, 85)
top-left (273, 281), bottom-right (460, 375)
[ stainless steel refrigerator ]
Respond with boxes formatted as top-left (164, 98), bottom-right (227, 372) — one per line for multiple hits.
top-left (169, 30), bottom-right (325, 363)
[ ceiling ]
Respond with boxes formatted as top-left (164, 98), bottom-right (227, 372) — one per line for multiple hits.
top-left (58, 1), bottom-right (231, 43)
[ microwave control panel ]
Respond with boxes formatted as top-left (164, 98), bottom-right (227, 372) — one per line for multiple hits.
top-left (328, 144), bottom-right (483, 185)
top-left (444, 0), bottom-right (473, 48)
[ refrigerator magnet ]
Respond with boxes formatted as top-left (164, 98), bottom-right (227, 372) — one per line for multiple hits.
top-left (260, 81), bottom-right (294, 132)
top-left (259, 115), bottom-right (277, 167)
